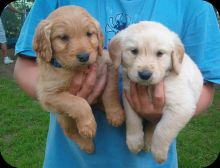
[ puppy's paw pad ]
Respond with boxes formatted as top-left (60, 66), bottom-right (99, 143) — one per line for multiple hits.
top-left (153, 153), bottom-right (167, 163)
top-left (79, 127), bottom-right (96, 139)
top-left (151, 147), bottom-right (168, 163)
top-left (78, 122), bottom-right (96, 138)
top-left (80, 141), bottom-right (95, 154)
top-left (127, 141), bottom-right (144, 153)
top-left (127, 135), bottom-right (144, 153)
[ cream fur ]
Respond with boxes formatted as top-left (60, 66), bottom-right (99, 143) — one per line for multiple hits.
top-left (108, 21), bottom-right (203, 163)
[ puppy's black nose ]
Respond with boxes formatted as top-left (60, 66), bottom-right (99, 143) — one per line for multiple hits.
top-left (138, 70), bottom-right (152, 80)
top-left (77, 52), bottom-right (89, 62)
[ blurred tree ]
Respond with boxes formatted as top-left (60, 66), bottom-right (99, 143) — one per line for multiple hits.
top-left (1, 0), bottom-right (34, 47)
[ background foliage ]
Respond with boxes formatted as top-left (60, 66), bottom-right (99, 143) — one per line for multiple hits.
top-left (1, 0), bottom-right (34, 47)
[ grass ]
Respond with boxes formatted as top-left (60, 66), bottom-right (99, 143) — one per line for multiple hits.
top-left (0, 75), bottom-right (219, 168)
top-left (177, 87), bottom-right (220, 168)
top-left (0, 76), bottom-right (49, 168)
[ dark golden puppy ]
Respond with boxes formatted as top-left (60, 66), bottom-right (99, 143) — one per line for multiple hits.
top-left (33, 6), bottom-right (124, 153)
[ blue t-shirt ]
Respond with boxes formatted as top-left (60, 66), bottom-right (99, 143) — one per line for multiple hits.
top-left (15, 0), bottom-right (220, 168)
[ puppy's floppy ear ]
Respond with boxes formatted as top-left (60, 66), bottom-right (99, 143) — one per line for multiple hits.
top-left (33, 20), bottom-right (52, 62)
top-left (97, 29), bottom-right (104, 56)
top-left (108, 36), bottom-right (122, 69)
top-left (94, 21), bottom-right (104, 56)
top-left (171, 35), bottom-right (184, 74)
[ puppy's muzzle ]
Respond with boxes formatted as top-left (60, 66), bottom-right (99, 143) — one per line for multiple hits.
top-left (138, 70), bottom-right (152, 80)
top-left (77, 52), bottom-right (89, 62)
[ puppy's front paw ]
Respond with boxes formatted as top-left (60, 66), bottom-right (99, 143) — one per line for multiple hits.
top-left (107, 108), bottom-right (125, 127)
top-left (78, 118), bottom-right (97, 139)
top-left (80, 140), bottom-right (95, 154)
top-left (151, 144), bottom-right (168, 163)
top-left (127, 134), bottom-right (144, 153)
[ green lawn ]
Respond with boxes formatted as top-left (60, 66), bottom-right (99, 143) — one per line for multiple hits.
top-left (177, 86), bottom-right (220, 167)
top-left (0, 75), bottom-right (219, 168)
top-left (0, 76), bottom-right (49, 167)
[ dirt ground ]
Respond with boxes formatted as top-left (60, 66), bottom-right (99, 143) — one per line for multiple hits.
top-left (0, 49), bottom-right (16, 79)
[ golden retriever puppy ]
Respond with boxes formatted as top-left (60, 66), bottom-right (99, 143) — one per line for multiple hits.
top-left (108, 21), bottom-right (203, 163)
top-left (33, 6), bottom-right (124, 153)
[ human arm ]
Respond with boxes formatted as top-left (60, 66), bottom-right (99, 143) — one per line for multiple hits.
top-left (194, 82), bottom-right (215, 116)
top-left (13, 55), bottom-right (107, 104)
top-left (14, 55), bottom-right (38, 99)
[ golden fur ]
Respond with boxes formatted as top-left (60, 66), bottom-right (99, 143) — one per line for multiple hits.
top-left (33, 6), bottom-right (124, 153)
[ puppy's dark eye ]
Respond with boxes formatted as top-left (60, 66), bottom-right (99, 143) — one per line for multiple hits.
top-left (156, 51), bottom-right (164, 57)
top-left (131, 48), bottom-right (138, 55)
top-left (86, 32), bottom-right (93, 37)
top-left (58, 34), bottom-right (69, 42)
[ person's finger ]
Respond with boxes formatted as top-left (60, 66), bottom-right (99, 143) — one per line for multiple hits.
top-left (124, 90), bottom-right (134, 108)
top-left (77, 64), bottom-right (97, 99)
top-left (137, 84), bottom-right (151, 109)
top-left (152, 81), bottom-right (165, 107)
top-left (129, 82), bottom-right (141, 112)
top-left (87, 64), bottom-right (107, 104)
top-left (69, 71), bottom-right (85, 95)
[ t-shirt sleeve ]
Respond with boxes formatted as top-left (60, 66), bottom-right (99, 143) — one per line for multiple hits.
top-left (15, 0), bottom-right (58, 58)
top-left (182, 2), bottom-right (220, 84)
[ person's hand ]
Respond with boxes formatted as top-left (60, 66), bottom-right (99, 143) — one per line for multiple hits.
top-left (69, 63), bottom-right (107, 105)
top-left (124, 81), bottom-right (165, 123)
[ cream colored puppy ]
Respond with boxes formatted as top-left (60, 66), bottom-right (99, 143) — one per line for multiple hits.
top-left (108, 21), bottom-right (203, 163)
